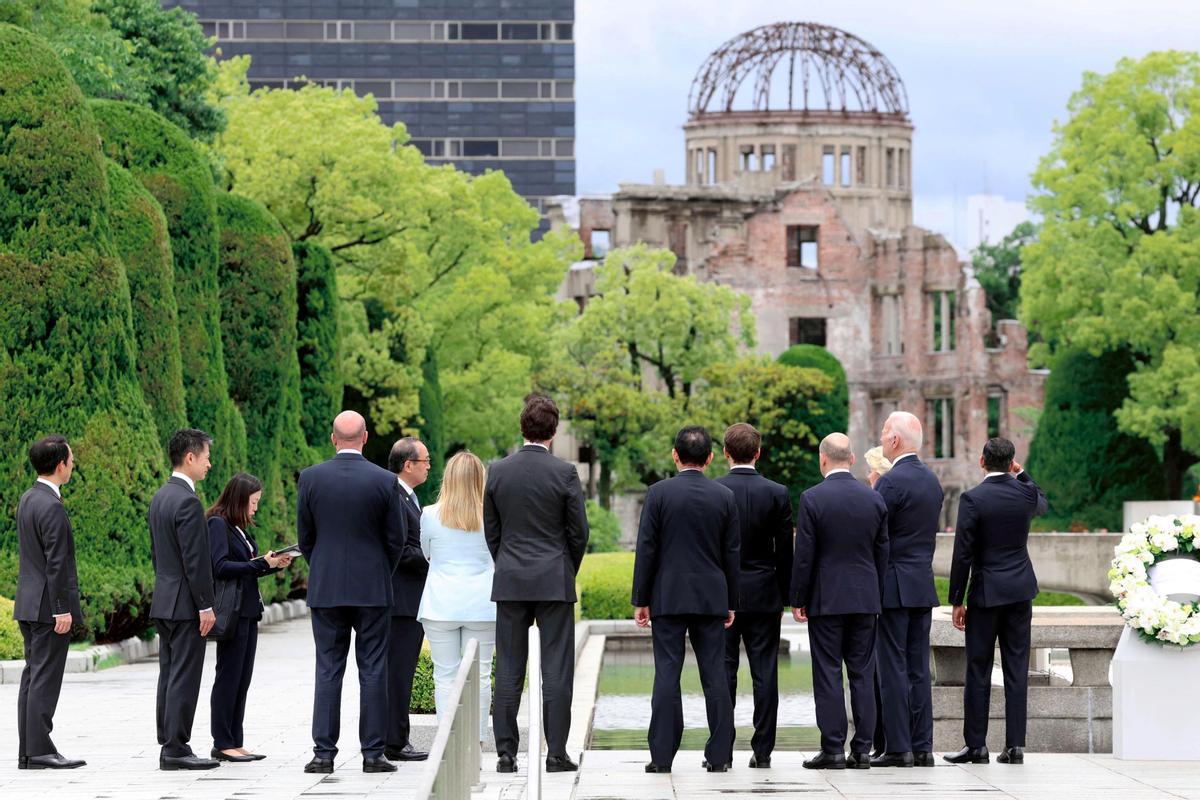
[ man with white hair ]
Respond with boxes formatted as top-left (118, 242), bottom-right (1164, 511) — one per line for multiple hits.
top-left (871, 412), bottom-right (944, 768)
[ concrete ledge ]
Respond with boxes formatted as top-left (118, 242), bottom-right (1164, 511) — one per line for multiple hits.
top-left (0, 599), bottom-right (310, 684)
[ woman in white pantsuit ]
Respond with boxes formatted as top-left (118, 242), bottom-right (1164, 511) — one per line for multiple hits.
top-left (417, 451), bottom-right (496, 740)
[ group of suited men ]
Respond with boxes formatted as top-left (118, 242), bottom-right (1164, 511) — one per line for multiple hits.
top-left (633, 410), bottom-right (1046, 773)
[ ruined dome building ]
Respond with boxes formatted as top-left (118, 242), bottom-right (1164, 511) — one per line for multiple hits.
top-left (549, 22), bottom-right (1045, 523)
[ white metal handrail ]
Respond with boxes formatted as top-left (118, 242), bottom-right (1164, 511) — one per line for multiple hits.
top-left (417, 637), bottom-right (481, 800)
top-left (528, 625), bottom-right (542, 800)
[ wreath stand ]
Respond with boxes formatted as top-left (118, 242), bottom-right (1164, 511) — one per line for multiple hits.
top-left (1113, 626), bottom-right (1200, 760)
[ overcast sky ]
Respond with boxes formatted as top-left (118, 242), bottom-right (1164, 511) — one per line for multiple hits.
top-left (575, 0), bottom-right (1200, 250)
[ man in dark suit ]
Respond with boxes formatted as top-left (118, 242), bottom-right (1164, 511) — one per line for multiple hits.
top-left (384, 436), bottom-right (431, 763)
top-left (14, 435), bottom-right (85, 770)
top-left (714, 422), bottom-right (792, 769)
top-left (149, 428), bottom-right (218, 770)
top-left (485, 395), bottom-right (589, 774)
top-left (872, 411), bottom-right (943, 768)
top-left (633, 426), bottom-right (740, 774)
top-left (944, 437), bottom-right (1047, 766)
top-left (791, 434), bottom-right (889, 770)
top-left (299, 411), bottom-right (407, 774)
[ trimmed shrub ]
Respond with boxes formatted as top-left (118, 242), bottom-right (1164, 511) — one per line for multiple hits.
top-left (90, 98), bottom-right (247, 492)
top-left (0, 25), bottom-right (167, 641)
top-left (578, 552), bottom-right (634, 620)
top-left (293, 241), bottom-right (341, 451)
top-left (1027, 349), bottom-right (1164, 531)
top-left (585, 500), bottom-right (622, 553)
top-left (106, 160), bottom-right (186, 452)
top-left (215, 192), bottom-right (312, 601)
top-left (0, 596), bottom-right (22, 659)
top-left (417, 347), bottom-right (446, 506)
top-left (773, 345), bottom-right (849, 504)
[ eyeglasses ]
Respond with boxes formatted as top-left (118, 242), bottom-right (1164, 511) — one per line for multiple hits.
top-left (409, 458), bottom-right (431, 465)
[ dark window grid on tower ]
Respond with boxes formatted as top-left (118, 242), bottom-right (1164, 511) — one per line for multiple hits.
top-left (200, 19), bottom-right (574, 43)
top-left (408, 138), bottom-right (573, 159)
top-left (245, 77), bottom-right (574, 102)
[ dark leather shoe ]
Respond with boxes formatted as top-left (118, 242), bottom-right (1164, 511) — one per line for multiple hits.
top-left (211, 748), bottom-right (256, 763)
top-left (913, 750), bottom-right (936, 767)
top-left (160, 754), bottom-right (219, 770)
top-left (26, 753), bottom-right (85, 769)
top-left (846, 752), bottom-right (871, 769)
top-left (803, 751), bottom-right (846, 770)
top-left (246, 752), bottom-right (267, 761)
top-left (748, 753), bottom-right (770, 768)
top-left (943, 746), bottom-right (989, 764)
top-left (363, 756), bottom-right (397, 773)
top-left (385, 743), bottom-right (429, 762)
top-left (546, 755), bottom-right (578, 772)
top-left (645, 762), bottom-right (671, 773)
top-left (497, 754), bottom-right (518, 773)
top-left (871, 746), bottom-right (885, 759)
top-left (998, 747), bottom-right (1024, 764)
top-left (304, 756), bottom-right (334, 773)
top-left (704, 760), bottom-right (731, 772)
top-left (18, 756), bottom-right (28, 770)
top-left (871, 751), bottom-right (914, 768)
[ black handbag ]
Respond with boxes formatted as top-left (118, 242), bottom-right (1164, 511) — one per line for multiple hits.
top-left (209, 521), bottom-right (244, 642)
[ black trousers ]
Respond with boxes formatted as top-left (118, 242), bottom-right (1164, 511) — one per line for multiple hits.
top-left (877, 607), bottom-right (933, 753)
top-left (493, 600), bottom-right (575, 759)
top-left (17, 621), bottom-right (70, 758)
top-left (155, 618), bottom-right (207, 757)
top-left (807, 614), bottom-right (877, 755)
top-left (310, 606), bottom-right (390, 759)
top-left (964, 601), bottom-right (1032, 749)
top-left (723, 611), bottom-right (780, 758)
top-left (649, 614), bottom-right (733, 768)
top-left (386, 615), bottom-right (425, 751)
top-left (211, 617), bottom-right (259, 750)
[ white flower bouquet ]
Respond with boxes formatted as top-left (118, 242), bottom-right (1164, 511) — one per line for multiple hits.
top-left (1109, 515), bottom-right (1200, 647)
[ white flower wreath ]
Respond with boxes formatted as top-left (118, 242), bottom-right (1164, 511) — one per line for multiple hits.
top-left (1109, 514), bottom-right (1200, 647)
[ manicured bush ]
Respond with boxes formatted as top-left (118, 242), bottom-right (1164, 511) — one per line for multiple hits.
top-left (578, 552), bottom-right (634, 620)
top-left (0, 596), bottom-right (22, 660)
top-left (0, 24), bottom-right (167, 642)
top-left (1027, 349), bottom-right (1164, 531)
top-left (90, 98), bottom-right (247, 492)
top-left (293, 241), bottom-right (341, 451)
top-left (106, 160), bottom-right (187, 452)
top-left (417, 348), bottom-right (447, 506)
top-left (585, 500), bottom-right (622, 553)
top-left (772, 345), bottom-right (849, 505)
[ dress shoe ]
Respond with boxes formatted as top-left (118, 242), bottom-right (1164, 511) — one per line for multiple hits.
top-left (913, 751), bottom-right (936, 767)
top-left (211, 748), bottom-right (256, 763)
top-left (943, 746), bottom-right (989, 764)
top-left (870, 751), bottom-right (914, 768)
top-left (704, 760), bottom-right (731, 772)
top-left (497, 754), bottom-right (518, 773)
top-left (18, 756), bottom-right (28, 770)
top-left (748, 753), bottom-right (771, 768)
top-left (846, 752), bottom-right (871, 769)
top-left (363, 756), bottom-right (397, 773)
top-left (26, 753), bottom-right (85, 770)
top-left (246, 752), bottom-right (267, 761)
top-left (546, 755), bottom-right (578, 772)
top-left (385, 743), bottom-right (429, 762)
top-left (160, 754), bottom-right (219, 770)
top-left (871, 746), bottom-right (885, 759)
top-left (304, 756), bottom-right (334, 773)
top-left (644, 762), bottom-right (671, 773)
top-left (803, 751), bottom-right (846, 770)
top-left (998, 746), bottom-right (1024, 764)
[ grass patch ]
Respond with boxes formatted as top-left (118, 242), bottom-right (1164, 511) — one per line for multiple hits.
top-left (933, 576), bottom-right (1085, 607)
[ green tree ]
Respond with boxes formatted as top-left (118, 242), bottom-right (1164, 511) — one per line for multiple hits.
top-left (293, 240), bottom-right (341, 450)
top-left (0, 23), bottom-right (166, 641)
top-left (12, 0), bottom-right (223, 139)
top-left (106, 160), bottom-right (186, 452)
top-left (1026, 349), bottom-right (1164, 531)
top-left (416, 347), bottom-right (446, 506)
top-left (1021, 51), bottom-right (1200, 497)
top-left (972, 220), bottom-right (1036, 346)
top-left (92, 99), bottom-right (247, 490)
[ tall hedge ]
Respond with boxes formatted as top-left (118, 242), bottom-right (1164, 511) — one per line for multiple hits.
top-left (774, 345), bottom-right (850, 504)
top-left (293, 240), bottom-right (341, 450)
top-left (90, 98), bottom-right (246, 491)
top-left (1027, 349), bottom-right (1164, 531)
top-left (215, 193), bottom-right (311, 600)
top-left (106, 160), bottom-right (186, 452)
top-left (0, 24), bottom-right (166, 641)
top-left (416, 347), bottom-right (446, 505)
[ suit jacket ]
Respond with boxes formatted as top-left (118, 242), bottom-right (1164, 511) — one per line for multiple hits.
top-left (790, 472), bottom-right (889, 616)
top-left (715, 468), bottom-right (793, 613)
top-left (391, 483), bottom-right (429, 617)
top-left (14, 482), bottom-right (82, 623)
top-left (298, 451), bottom-right (407, 608)
top-left (484, 445), bottom-right (589, 603)
top-left (149, 477), bottom-right (215, 620)
top-left (631, 470), bottom-right (740, 617)
top-left (873, 455), bottom-right (943, 609)
top-left (208, 516), bottom-right (274, 620)
top-left (948, 471), bottom-right (1048, 608)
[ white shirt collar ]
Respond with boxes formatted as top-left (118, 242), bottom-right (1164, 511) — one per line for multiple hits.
top-left (397, 477), bottom-right (416, 496)
top-left (730, 465), bottom-right (756, 472)
top-left (36, 477), bottom-right (61, 498)
top-left (893, 452), bottom-right (918, 464)
top-left (523, 441), bottom-right (549, 450)
top-left (171, 471), bottom-right (195, 492)
top-left (824, 468), bottom-right (852, 477)
top-left (336, 448), bottom-right (363, 456)
top-left (985, 471), bottom-right (1010, 479)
